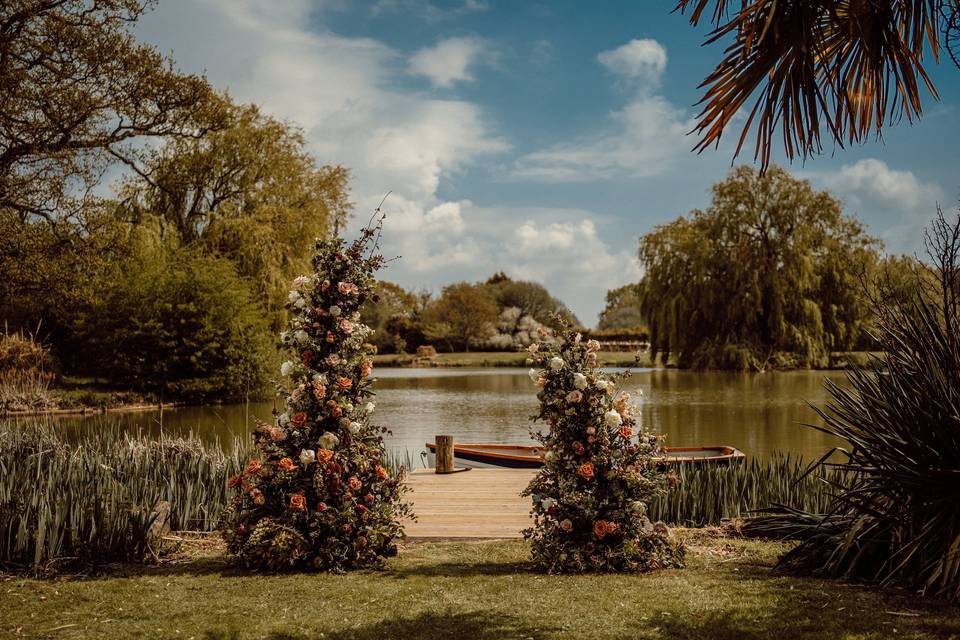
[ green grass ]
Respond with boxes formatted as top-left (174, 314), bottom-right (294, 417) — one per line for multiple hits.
top-left (373, 351), bottom-right (652, 368)
top-left (3, 532), bottom-right (959, 639)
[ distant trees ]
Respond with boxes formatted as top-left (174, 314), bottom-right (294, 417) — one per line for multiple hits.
top-left (422, 282), bottom-right (499, 352)
top-left (597, 284), bottom-right (645, 331)
top-left (639, 166), bottom-right (881, 370)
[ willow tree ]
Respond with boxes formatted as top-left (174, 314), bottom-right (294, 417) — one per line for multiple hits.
top-left (120, 103), bottom-right (351, 329)
top-left (639, 166), bottom-right (880, 370)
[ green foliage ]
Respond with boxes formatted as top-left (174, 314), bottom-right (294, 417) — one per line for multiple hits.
top-left (360, 281), bottom-right (427, 354)
top-left (121, 103), bottom-right (351, 330)
top-left (485, 272), bottom-right (580, 328)
top-left (219, 222), bottom-right (411, 572)
top-left (751, 206), bottom-right (960, 602)
top-left (639, 166), bottom-right (880, 370)
top-left (422, 282), bottom-right (499, 352)
top-left (523, 325), bottom-right (684, 573)
top-left (71, 229), bottom-right (274, 402)
top-left (0, 419), bottom-right (244, 571)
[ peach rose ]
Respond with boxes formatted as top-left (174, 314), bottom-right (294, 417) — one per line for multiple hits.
top-left (316, 449), bottom-right (334, 464)
top-left (375, 464), bottom-right (390, 480)
top-left (228, 474), bottom-right (243, 488)
top-left (289, 493), bottom-right (307, 511)
top-left (245, 459), bottom-right (262, 475)
top-left (313, 381), bottom-right (327, 400)
top-left (250, 488), bottom-right (265, 505)
top-left (291, 412), bottom-right (307, 427)
top-left (336, 376), bottom-right (353, 391)
top-left (348, 476), bottom-right (362, 491)
top-left (340, 319), bottom-right (353, 333)
top-left (278, 457), bottom-right (297, 472)
top-left (360, 359), bottom-right (374, 378)
top-left (619, 425), bottom-right (633, 439)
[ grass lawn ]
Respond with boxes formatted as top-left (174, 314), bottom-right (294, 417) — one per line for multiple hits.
top-left (373, 350), bottom-right (651, 368)
top-left (3, 531), bottom-right (959, 639)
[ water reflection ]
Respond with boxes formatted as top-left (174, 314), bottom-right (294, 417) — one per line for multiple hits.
top-left (4, 368), bottom-right (850, 460)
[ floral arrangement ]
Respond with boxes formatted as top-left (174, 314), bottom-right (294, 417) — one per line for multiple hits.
top-left (219, 218), bottom-right (411, 571)
top-left (523, 323), bottom-right (684, 573)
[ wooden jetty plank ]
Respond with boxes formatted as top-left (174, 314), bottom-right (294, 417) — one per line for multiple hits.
top-left (403, 468), bottom-right (536, 539)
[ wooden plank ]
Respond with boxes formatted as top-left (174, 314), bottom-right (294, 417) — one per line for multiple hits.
top-left (402, 468), bottom-right (536, 539)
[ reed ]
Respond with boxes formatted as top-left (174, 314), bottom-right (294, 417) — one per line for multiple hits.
top-left (0, 420), bottom-right (244, 571)
top-left (649, 454), bottom-right (846, 527)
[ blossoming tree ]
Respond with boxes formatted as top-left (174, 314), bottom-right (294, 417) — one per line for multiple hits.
top-left (523, 325), bottom-right (684, 573)
top-left (220, 220), bottom-right (411, 571)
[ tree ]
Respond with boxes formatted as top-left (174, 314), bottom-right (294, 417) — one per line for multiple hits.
top-left (360, 281), bottom-right (426, 354)
top-left (597, 284), bottom-right (646, 330)
top-left (219, 222), bottom-right (410, 571)
top-left (120, 103), bottom-right (350, 328)
top-left (422, 282), bottom-right (498, 351)
top-left (484, 273), bottom-right (580, 328)
top-left (677, 0), bottom-right (959, 168)
top-left (639, 165), bottom-right (880, 370)
top-left (522, 325), bottom-right (684, 573)
top-left (0, 0), bottom-right (224, 226)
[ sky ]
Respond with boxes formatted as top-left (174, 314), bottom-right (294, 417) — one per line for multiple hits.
top-left (135, 0), bottom-right (959, 326)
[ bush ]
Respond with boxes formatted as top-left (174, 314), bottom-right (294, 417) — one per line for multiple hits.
top-left (751, 207), bottom-right (960, 601)
top-left (72, 239), bottom-right (275, 402)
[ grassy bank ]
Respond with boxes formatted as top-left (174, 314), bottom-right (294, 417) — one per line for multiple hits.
top-left (373, 350), bottom-right (652, 368)
top-left (3, 532), bottom-right (959, 639)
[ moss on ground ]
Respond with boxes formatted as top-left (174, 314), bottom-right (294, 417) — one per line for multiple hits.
top-left (2, 531), bottom-right (959, 639)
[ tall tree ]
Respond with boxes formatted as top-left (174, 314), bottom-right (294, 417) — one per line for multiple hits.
top-left (639, 165), bottom-right (880, 370)
top-left (422, 282), bottom-right (498, 351)
top-left (677, 0), bottom-right (958, 168)
top-left (597, 284), bottom-right (646, 330)
top-left (0, 0), bottom-right (223, 227)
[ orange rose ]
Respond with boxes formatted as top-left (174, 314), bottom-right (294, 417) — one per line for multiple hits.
top-left (578, 462), bottom-right (595, 480)
top-left (291, 412), bottom-right (307, 427)
top-left (278, 457), bottom-right (297, 472)
top-left (245, 459), bottom-right (262, 475)
top-left (316, 449), bottom-right (334, 464)
top-left (375, 464), bottom-right (389, 480)
top-left (619, 425), bottom-right (633, 439)
top-left (289, 493), bottom-right (307, 511)
top-left (593, 520), bottom-right (618, 539)
top-left (348, 476), bottom-right (362, 491)
top-left (336, 376), bottom-right (353, 391)
top-left (250, 488), bottom-right (265, 505)
top-left (228, 474), bottom-right (243, 488)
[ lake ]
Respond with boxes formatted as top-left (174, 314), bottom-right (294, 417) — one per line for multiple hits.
top-left (10, 368), bottom-right (851, 463)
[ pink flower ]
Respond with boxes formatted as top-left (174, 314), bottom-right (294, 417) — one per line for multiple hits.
top-left (326, 353), bottom-right (341, 366)
top-left (340, 319), bottom-right (353, 333)
top-left (566, 390), bottom-right (583, 403)
top-left (586, 339), bottom-right (601, 353)
top-left (559, 519), bottom-right (573, 532)
top-left (338, 282), bottom-right (359, 295)
top-left (348, 476), bottom-right (362, 491)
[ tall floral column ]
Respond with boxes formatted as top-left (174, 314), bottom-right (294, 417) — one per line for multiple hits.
top-left (523, 325), bottom-right (684, 573)
top-left (220, 221), bottom-right (411, 571)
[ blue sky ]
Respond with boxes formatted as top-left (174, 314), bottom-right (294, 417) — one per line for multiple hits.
top-left (137, 0), bottom-right (959, 325)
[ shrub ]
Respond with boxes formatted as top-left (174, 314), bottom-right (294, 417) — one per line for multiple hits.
top-left (72, 239), bottom-right (275, 402)
top-left (750, 206), bottom-right (960, 601)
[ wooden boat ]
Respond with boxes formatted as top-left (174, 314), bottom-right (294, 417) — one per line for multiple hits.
top-left (423, 442), bottom-right (745, 469)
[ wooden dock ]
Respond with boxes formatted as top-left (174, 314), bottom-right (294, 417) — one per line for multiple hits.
top-left (403, 468), bottom-right (536, 539)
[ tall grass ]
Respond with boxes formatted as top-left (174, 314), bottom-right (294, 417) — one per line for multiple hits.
top-left (0, 420), bottom-right (244, 571)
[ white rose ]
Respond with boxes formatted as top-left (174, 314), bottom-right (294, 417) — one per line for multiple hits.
top-left (549, 357), bottom-right (564, 371)
top-left (313, 373), bottom-right (327, 384)
top-left (294, 297), bottom-right (306, 309)
top-left (318, 431), bottom-right (340, 449)
top-left (299, 449), bottom-right (316, 466)
top-left (278, 412), bottom-right (291, 427)
top-left (596, 380), bottom-right (609, 391)
top-left (294, 329), bottom-right (309, 343)
top-left (280, 361), bottom-right (294, 376)
top-left (292, 275), bottom-right (310, 289)
top-left (573, 373), bottom-right (587, 389)
top-left (542, 497), bottom-right (556, 510)
top-left (365, 402), bottom-right (375, 414)
top-left (528, 368), bottom-right (540, 382)
top-left (348, 421), bottom-right (361, 434)
top-left (288, 291), bottom-right (300, 304)
top-left (605, 410), bottom-right (623, 428)
top-left (329, 305), bottom-right (342, 317)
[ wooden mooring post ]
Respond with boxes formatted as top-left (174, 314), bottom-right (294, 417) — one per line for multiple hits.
top-left (435, 435), bottom-right (454, 474)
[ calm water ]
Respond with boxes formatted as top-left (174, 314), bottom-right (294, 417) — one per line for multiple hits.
top-left (7, 368), bottom-right (851, 462)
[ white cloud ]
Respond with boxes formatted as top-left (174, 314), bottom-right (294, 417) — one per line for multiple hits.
top-left (409, 36), bottom-right (491, 88)
top-left (371, 0), bottom-right (489, 21)
top-left (512, 39), bottom-right (694, 182)
top-left (597, 39), bottom-right (667, 83)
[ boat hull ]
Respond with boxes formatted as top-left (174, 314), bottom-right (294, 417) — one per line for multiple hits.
top-left (423, 442), bottom-right (745, 469)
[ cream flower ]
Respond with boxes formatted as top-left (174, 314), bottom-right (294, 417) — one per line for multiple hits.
top-left (528, 368), bottom-right (540, 383)
top-left (299, 449), bottom-right (316, 466)
top-left (318, 431), bottom-right (340, 449)
top-left (605, 410), bottom-right (623, 428)
top-left (280, 361), bottom-right (295, 376)
top-left (573, 373), bottom-right (587, 389)
top-left (294, 329), bottom-right (309, 343)
top-left (549, 357), bottom-right (564, 371)
top-left (329, 305), bottom-right (342, 317)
